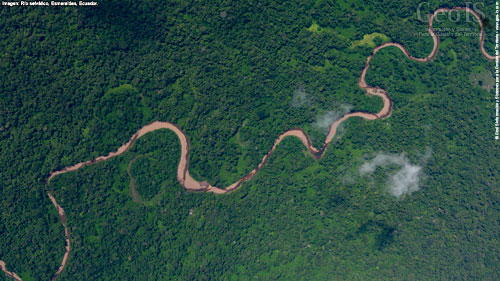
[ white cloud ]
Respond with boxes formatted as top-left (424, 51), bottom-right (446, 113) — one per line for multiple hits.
top-left (388, 163), bottom-right (421, 197)
top-left (291, 85), bottom-right (310, 107)
top-left (360, 152), bottom-right (429, 197)
top-left (312, 105), bottom-right (351, 134)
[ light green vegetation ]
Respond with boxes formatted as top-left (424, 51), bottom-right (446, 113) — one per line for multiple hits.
top-left (351, 33), bottom-right (390, 48)
top-left (307, 21), bottom-right (336, 34)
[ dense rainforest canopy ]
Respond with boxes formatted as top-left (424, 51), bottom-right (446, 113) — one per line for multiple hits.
top-left (1, 0), bottom-right (499, 280)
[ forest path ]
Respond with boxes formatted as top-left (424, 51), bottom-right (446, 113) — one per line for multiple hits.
top-left (1, 6), bottom-right (497, 281)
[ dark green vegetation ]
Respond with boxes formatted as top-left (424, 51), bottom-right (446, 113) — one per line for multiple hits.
top-left (1, 0), bottom-right (499, 280)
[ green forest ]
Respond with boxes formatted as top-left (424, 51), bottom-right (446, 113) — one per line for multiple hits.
top-left (1, 0), bottom-right (499, 280)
